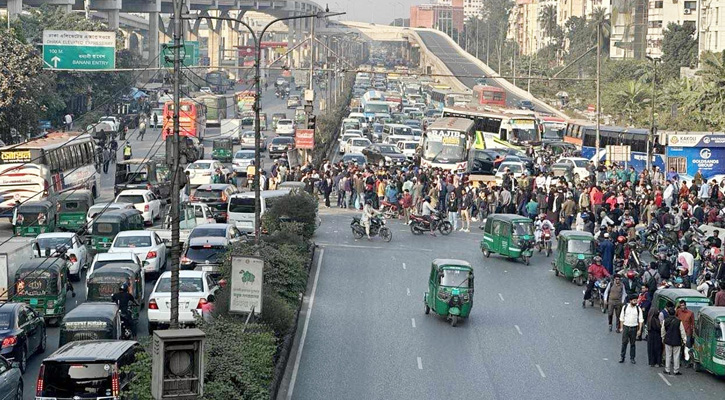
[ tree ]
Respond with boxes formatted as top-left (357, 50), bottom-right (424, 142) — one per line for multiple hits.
top-left (661, 22), bottom-right (697, 78)
top-left (538, 4), bottom-right (558, 40)
top-left (611, 80), bottom-right (650, 124)
top-left (589, 7), bottom-right (611, 54)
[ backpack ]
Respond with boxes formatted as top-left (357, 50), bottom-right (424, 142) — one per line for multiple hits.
top-left (623, 303), bottom-right (642, 323)
top-left (704, 281), bottom-right (716, 299)
top-left (645, 270), bottom-right (660, 292)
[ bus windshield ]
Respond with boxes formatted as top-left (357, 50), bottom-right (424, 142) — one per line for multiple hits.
top-left (512, 127), bottom-right (539, 143)
top-left (364, 103), bottom-right (390, 114)
top-left (423, 131), bottom-right (467, 163)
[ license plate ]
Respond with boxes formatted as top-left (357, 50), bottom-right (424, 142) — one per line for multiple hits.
top-left (202, 265), bottom-right (215, 272)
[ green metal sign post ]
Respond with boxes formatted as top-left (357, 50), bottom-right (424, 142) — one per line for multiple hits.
top-left (42, 30), bottom-right (116, 70)
top-left (160, 41), bottom-right (199, 67)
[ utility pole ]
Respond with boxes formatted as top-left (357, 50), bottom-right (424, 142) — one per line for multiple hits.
top-left (306, 16), bottom-right (316, 165)
top-left (595, 23), bottom-right (601, 169)
top-left (647, 56), bottom-right (659, 171)
top-left (169, 0), bottom-right (183, 328)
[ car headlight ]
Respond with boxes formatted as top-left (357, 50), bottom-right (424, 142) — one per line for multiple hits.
top-left (385, 156), bottom-right (392, 162)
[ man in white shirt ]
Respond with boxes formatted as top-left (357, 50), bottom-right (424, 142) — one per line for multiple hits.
top-left (64, 113), bottom-right (73, 131)
top-left (619, 294), bottom-right (644, 364)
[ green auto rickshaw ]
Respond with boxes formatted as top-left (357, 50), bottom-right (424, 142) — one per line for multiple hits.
top-left (14, 257), bottom-right (73, 326)
top-left (13, 200), bottom-right (56, 237)
top-left (692, 306), bottom-right (725, 377)
top-left (86, 263), bottom-right (144, 322)
top-left (552, 230), bottom-right (596, 286)
top-left (90, 209), bottom-right (144, 253)
top-left (653, 288), bottom-right (711, 319)
top-left (423, 259), bottom-right (474, 327)
top-left (212, 138), bottom-right (233, 163)
top-left (272, 112), bottom-right (287, 130)
top-left (59, 302), bottom-right (121, 346)
top-left (57, 190), bottom-right (94, 233)
top-left (480, 214), bottom-right (535, 265)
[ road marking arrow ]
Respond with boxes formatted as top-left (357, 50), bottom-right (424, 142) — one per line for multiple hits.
top-left (51, 56), bottom-right (61, 68)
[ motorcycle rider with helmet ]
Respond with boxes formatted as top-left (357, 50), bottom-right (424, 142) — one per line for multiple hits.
top-left (534, 214), bottom-right (554, 247)
top-left (112, 283), bottom-right (139, 337)
top-left (583, 256), bottom-right (610, 308)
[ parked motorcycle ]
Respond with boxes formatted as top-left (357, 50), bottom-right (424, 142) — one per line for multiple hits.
top-left (409, 213), bottom-right (453, 235)
top-left (350, 216), bottom-right (392, 242)
top-left (380, 200), bottom-right (402, 220)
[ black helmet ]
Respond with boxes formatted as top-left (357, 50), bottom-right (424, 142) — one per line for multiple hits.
top-left (120, 283), bottom-right (129, 292)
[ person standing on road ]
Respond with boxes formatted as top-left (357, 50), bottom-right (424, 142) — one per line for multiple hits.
top-left (64, 113), bottom-right (73, 131)
top-left (661, 303), bottom-right (687, 375)
top-left (604, 275), bottom-right (624, 332)
top-left (647, 304), bottom-right (664, 367)
top-left (123, 143), bottom-right (132, 160)
top-left (619, 294), bottom-right (643, 364)
top-left (675, 300), bottom-right (695, 367)
top-left (102, 146), bottom-right (111, 174)
top-left (152, 113), bottom-right (158, 129)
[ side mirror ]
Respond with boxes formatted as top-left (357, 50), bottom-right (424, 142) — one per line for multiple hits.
top-left (11, 361), bottom-right (20, 369)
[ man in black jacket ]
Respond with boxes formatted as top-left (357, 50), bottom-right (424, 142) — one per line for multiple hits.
top-left (661, 303), bottom-right (687, 375)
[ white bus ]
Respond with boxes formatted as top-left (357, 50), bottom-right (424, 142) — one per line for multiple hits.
top-left (0, 132), bottom-right (100, 217)
top-left (442, 106), bottom-right (541, 150)
top-left (421, 117), bottom-right (475, 171)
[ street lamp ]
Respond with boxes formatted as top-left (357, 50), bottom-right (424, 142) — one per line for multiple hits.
top-left (645, 55), bottom-right (661, 172)
top-left (185, 8), bottom-right (345, 244)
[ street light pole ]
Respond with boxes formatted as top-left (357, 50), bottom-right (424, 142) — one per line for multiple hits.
top-left (646, 55), bottom-right (660, 172)
top-left (595, 23), bottom-right (601, 170)
top-left (169, 0), bottom-right (183, 329)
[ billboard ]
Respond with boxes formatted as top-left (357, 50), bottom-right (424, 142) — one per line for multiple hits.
top-left (230, 256), bottom-right (263, 313)
top-left (667, 146), bottom-right (725, 181)
top-left (295, 129), bottom-right (315, 150)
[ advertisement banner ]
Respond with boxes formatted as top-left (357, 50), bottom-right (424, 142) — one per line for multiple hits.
top-left (230, 256), bottom-right (264, 313)
top-left (238, 46), bottom-right (255, 57)
top-left (668, 134), bottom-right (725, 148)
top-left (667, 146), bottom-right (725, 181)
top-left (296, 129), bottom-right (315, 150)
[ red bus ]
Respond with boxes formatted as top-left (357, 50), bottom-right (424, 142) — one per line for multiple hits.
top-left (472, 85), bottom-right (506, 107)
top-left (162, 99), bottom-right (206, 140)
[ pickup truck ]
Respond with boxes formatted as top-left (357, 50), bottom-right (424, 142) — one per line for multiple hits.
top-left (149, 202), bottom-right (216, 248)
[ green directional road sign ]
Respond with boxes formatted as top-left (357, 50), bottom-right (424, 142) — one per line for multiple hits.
top-left (160, 41), bottom-right (199, 67)
top-left (42, 30), bottom-right (116, 70)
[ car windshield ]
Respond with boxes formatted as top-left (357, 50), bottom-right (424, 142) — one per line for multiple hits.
top-left (568, 239), bottom-right (594, 254)
top-left (193, 190), bottom-right (223, 200)
top-left (229, 197), bottom-right (254, 213)
top-left (156, 277), bottom-right (204, 292)
top-left (189, 162), bottom-right (212, 170)
top-left (40, 362), bottom-right (113, 398)
top-left (352, 139), bottom-right (369, 146)
top-left (115, 195), bottom-right (144, 204)
top-left (379, 145), bottom-right (400, 154)
top-left (114, 236), bottom-right (152, 248)
top-left (235, 152), bottom-right (254, 159)
top-left (513, 222), bottom-right (533, 236)
top-left (278, 120), bottom-right (292, 126)
top-left (503, 164), bottom-right (523, 173)
top-left (344, 156), bottom-right (365, 164)
top-left (512, 128), bottom-right (539, 142)
top-left (572, 159), bottom-right (587, 168)
top-left (441, 268), bottom-right (469, 287)
top-left (0, 312), bottom-right (12, 329)
top-left (37, 237), bottom-right (72, 251)
top-left (189, 227), bottom-right (225, 239)
top-left (185, 246), bottom-right (227, 262)
top-left (272, 138), bottom-right (293, 144)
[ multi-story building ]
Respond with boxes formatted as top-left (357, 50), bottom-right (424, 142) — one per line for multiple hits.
top-left (700, 0), bottom-right (725, 54)
top-left (410, 0), bottom-right (465, 34)
top-left (511, 0), bottom-right (542, 55)
top-left (462, 0), bottom-right (484, 19)
top-left (645, 0), bottom-right (698, 57)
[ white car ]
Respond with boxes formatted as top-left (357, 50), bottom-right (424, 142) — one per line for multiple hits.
top-left (397, 140), bottom-right (419, 160)
top-left (338, 132), bottom-right (363, 154)
top-left (232, 150), bottom-right (256, 175)
top-left (345, 138), bottom-right (372, 155)
top-left (86, 202), bottom-right (135, 232)
top-left (184, 160), bottom-right (231, 187)
top-left (275, 119), bottom-right (295, 135)
top-left (114, 189), bottom-right (162, 224)
top-left (147, 270), bottom-right (218, 332)
top-left (495, 161), bottom-right (527, 182)
top-left (240, 130), bottom-right (266, 150)
top-left (200, 87), bottom-right (213, 94)
top-left (109, 231), bottom-right (167, 275)
top-left (556, 157), bottom-right (592, 183)
top-left (35, 233), bottom-right (89, 280)
top-left (98, 116), bottom-right (119, 131)
top-left (88, 252), bottom-right (142, 277)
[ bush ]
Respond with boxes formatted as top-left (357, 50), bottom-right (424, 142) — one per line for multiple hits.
top-left (261, 190), bottom-right (318, 239)
top-left (259, 290), bottom-right (296, 336)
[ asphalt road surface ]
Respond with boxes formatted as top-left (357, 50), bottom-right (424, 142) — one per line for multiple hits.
top-left (283, 207), bottom-right (725, 400)
top-left (417, 30), bottom-right (542, 112)
top-left (15, 85), bottom-right (308, 399)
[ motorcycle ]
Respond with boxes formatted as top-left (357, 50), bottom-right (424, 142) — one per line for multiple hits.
top-left (350, 216), bottom-right (392, 242)
top-left (591, 277), bottom-right (609, 313)
top-left (120, 309), bottom-right (135, 340)
top-left (409, 213), bottom-right (453, 236)
top-left (380, 200), bottom-right (402, 220)
top-left (536, 228), bottom-right (553, 257)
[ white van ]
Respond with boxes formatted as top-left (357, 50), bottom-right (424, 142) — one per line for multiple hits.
top-left (227, 189), bottom-right (292, 233)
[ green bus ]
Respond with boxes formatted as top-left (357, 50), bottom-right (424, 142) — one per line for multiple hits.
top-left (200, 95), bottom-right (227, 126)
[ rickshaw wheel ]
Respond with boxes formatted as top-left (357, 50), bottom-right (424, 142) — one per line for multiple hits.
top-left (483, 248), bottom-right (490, 258)
top-left (523, 255), bottom-right (530, 266)
top-left (450, 315), bottom-right (458, 327)
top-left (575, 276), bottom-right (584, 286)
top-left (553, 268), bottom-right (559, 277)
top-left (424, 303), bottom-right (430, 315)
top-left (693, 360), bottom-right (702, 372)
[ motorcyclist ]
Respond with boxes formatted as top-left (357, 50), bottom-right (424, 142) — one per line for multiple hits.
top-left (361, 200), bottom-right (381, 240)
top-left (420, 196), bottom-right (437, 236)
top-left (534, 214), bottom-right (554, 248)
top-left (112, 283), bottom-right (139, 337)
top-left (583, 256), bottom-right (610, 308)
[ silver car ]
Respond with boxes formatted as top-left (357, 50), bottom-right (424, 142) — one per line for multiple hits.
top-left (232, 149), bottom-right (257, 175)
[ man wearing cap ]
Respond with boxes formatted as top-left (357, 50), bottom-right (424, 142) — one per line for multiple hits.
top-left (661, 303), bottom-right (687, 375)
top-left (599, 232), bottom-right (615, 275)
top-left (619, 294), bottom-right (644, 364)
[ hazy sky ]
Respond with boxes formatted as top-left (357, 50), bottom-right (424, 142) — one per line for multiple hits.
top-left (330, 0), bottom-right (420, 24)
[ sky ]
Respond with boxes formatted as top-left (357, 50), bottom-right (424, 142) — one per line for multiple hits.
top-left (330, 0), bottom-right (420, 24)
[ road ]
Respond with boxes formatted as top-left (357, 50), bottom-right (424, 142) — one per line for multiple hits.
top-left (283, 208), bottom-right (724, 400)
top-left (15, 84), bottom-right (302, 399)
top-left (416, 30), bottom-right (541, 112)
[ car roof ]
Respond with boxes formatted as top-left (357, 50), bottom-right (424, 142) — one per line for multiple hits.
top-left (115, 230), bottom-right (153, 237)
top-left (0, 303), bottom-right (23, 314)
top-left (195, 184), bottom-right (234, 191)
top-left (188, 236), bottom-right (229, 246)
top-left (45, 340), bottom-right (138, 362)
top-left (559, 230), bottom-right (594, 239)
top-left (36, 232), bottom-right (76, 239)
top-left (159, 270), bottom-right (205, 279)
top-left (116, 189), bottom-right (151, 195)
top-left (559, 157), bottom-right (589, 161)
top-left (192, 223), bottom-right (231, 230)
top-left (655, 288), bottom-right (709, 301)
top-left (95, 252), bottom-right (137, 261)
top-left (487, 214), bottom-right (532, 223)
top-left (343, 153), bottom-right (365, 157)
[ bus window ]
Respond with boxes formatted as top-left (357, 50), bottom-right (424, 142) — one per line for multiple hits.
top-left (500, 129), bottom-right (507, 141)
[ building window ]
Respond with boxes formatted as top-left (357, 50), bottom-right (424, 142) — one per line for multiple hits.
top-left (684, 1), bottom-right (696, 11)
top-left (654, 1), bottom-right (663, 8)
top-left (648, 20), bottom-right (663, 28)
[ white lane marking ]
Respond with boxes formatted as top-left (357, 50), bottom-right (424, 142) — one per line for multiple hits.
top-left (417, 357), bottom-right (423, 370)
top-left (406, 288), bottom-right (411, 296)
top-left (658, 373), bottom-right (672, 386)
top-left (411, 318), bottom-right (416, 328)
top-left (403, 263), bottom-right (406, 270)
top-left (286, 249), bottom-right (324, 400)
top-left (498, 293), bottom-right (504, 302)
top-left (535, 364), bottom-right (546, 378)
top-left (514, 325), bottom-right (522, 335)
top-left (603, 358), bottom-right (608, 361)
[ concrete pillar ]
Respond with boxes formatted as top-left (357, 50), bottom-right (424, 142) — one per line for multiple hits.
top-left (107, 9), bottom-right (119, 30)
top-left (8, 0), bottom-right (22, 21)
top-left (149, 11), bottom-right (160, 63)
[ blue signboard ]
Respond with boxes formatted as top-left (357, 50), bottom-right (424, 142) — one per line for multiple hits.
top-left (581, 147), bottom-right (665, 173)
top-left (666, 146), bottom-right (725, 181)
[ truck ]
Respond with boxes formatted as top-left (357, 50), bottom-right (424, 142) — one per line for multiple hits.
top-left (149, 202), bottom-right (216, 248)
top-left (0, 238), bottom-right (38, 301)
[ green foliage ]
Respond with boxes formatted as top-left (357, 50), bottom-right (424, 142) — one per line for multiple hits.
top-left (261, 190), bottom-right (319, 239)
top-left (120, 339), bottom-right (153, 400)
top-left (661, 23), bottom-right (698, 78)
top-left (259, 289), bottom-right (296, 335)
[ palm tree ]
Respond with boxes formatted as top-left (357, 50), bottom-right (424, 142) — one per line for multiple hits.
top-left (589, 6), bottom-right (611, 52)
top-left (538, 4), bottom-right (558, 41)
top-left (612, 80), bottom-right (650, 124)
